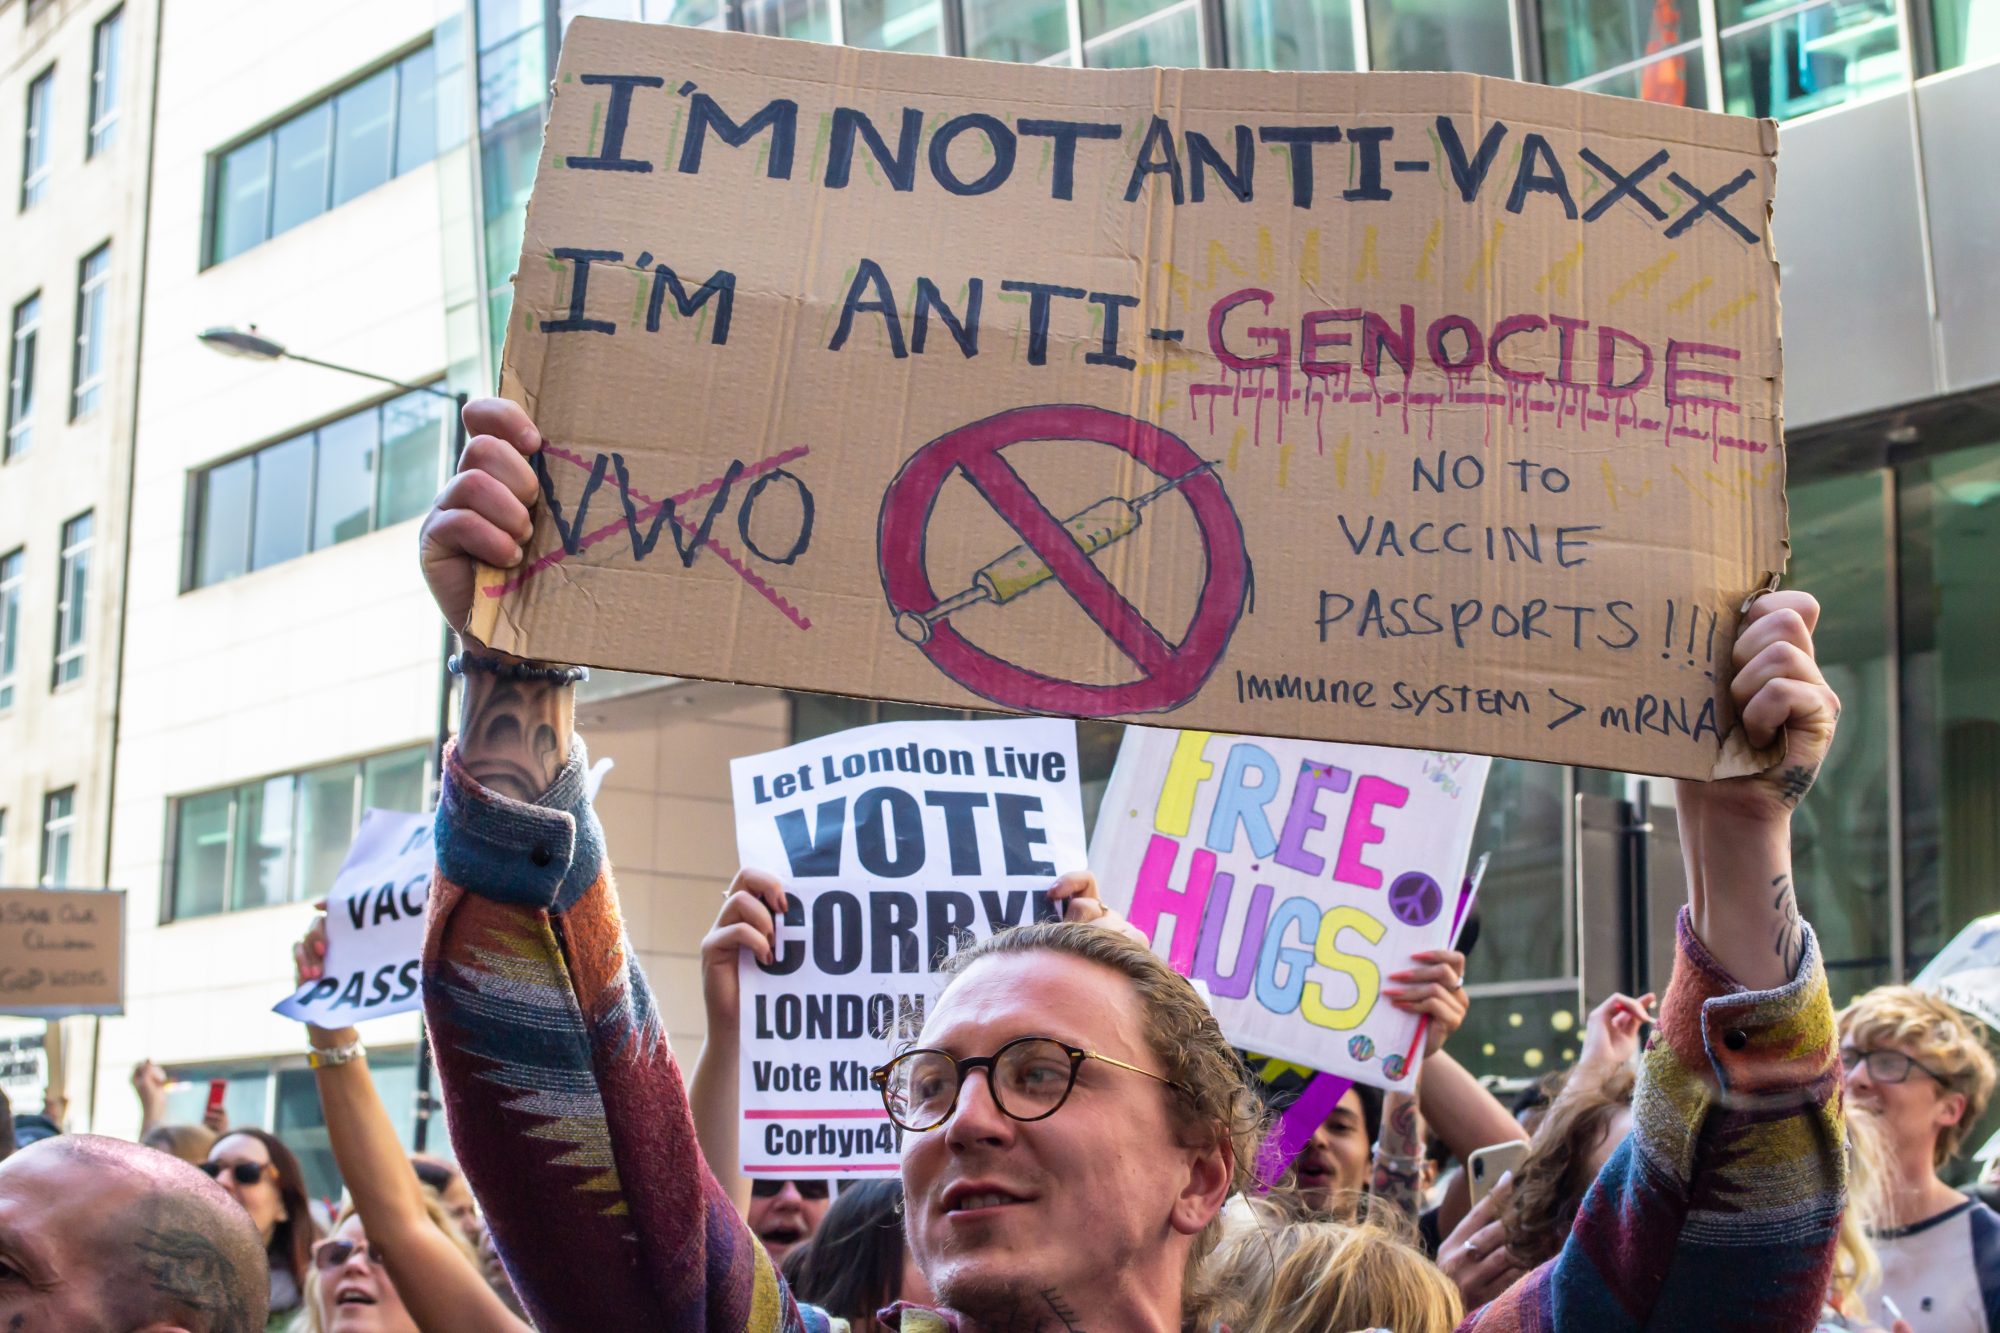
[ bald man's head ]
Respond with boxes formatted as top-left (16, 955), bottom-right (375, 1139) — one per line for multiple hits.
top-left (0, 1134), bottom-right (269, 1332)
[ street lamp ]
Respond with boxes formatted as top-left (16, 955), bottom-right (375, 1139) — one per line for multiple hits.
top-left (197, 323), bottom-right (466, 1151)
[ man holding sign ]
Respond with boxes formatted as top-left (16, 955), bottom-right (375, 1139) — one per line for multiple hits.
top-left (415, 395), bottom-right (1842, 1333)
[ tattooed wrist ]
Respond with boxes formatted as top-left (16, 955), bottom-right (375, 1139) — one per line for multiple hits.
top-left (1775, 764), bottom-right (1817, 807)
top-left (1770, 873), bottom-right (1805, 975)
top-left (457, 664), bottom-right (573, 802)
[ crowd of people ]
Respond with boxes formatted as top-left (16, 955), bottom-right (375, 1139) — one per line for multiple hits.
top-left (4, 396), bottom-right (1999, 1332)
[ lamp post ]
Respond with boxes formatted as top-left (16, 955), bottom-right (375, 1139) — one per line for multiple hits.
top-left (197, 325), bottom-right (466, 1152)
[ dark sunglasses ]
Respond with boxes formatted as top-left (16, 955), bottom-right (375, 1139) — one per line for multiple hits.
top-left (312, 1238), bottom-right (386, 1271)
top-left (201, 1161), bottom-right (275, 1187)
top-left (751, 1178), bottom-right (830, 1200)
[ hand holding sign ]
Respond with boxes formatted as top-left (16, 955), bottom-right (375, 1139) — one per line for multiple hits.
top-left (420, 398), bottom-right (542, 636)
top-left (1384, 947), bottom-right (1469, 1058)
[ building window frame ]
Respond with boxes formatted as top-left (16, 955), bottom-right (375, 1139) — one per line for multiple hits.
top-left (70, 245), bottom-right (110, 420)
top-left (39, 787), bottom-right (75, 889)
top-left (52, 511), bottom-right (91, 689)
top-left (88, 7), bottom-right (124, 158)
top-left (203, 41), bottom-right (442, 268)
top-left (3, 293), bottom-right (34, 461)
top-left (0, 547), bottom-right (21, 712)
top-left (21, 65), bottom-right (54, 211)
top-left (184, 381), bottom-right (450, 591)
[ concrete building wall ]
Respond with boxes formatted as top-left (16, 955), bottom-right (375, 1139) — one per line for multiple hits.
top-left (0, 0), bottom-right (158, 1113)
top-left (88, 0), bottom-right (450, 1135)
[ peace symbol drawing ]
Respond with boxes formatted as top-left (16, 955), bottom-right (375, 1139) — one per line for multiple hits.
top-left (877, 405), bottom-right (1250, 717)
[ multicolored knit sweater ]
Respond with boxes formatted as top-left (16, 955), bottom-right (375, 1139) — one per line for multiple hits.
top-left (421, 740), bottom-right (1843, 1333)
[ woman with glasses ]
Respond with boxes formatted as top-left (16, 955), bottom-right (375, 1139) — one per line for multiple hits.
top-left (202, 1126), bottom-right (318, 1328)
top-left (287, 920), bottom-right (533, 1333)
top-left (294, 1194), bottom-right (482, 1333)
top-left (1837, 985), bottom-right (2000, 1333)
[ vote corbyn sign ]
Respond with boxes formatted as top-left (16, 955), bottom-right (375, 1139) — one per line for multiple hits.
top-left (731, 718), bottom-right (1086, 1179)
top-left (471, 20), bottom-right (1788, 782)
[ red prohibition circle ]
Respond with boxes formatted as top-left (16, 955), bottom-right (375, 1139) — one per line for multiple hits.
top-left (878, 404), bottom-right (1249, 717)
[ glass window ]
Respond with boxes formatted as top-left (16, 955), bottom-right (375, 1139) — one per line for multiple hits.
top-left (196, 455), bottom-right (254, 587)
top-left (1787, 471), bottom-right (1895, 1008)
top-left (5, 293), bottom-right (37, 461)
top-left (0, 811), bottom-right (7, 882)
top-left (740, 0), bottom-right (835, 41)
top-left (212, 136), bottom-right (273, 264)
top-left (479, 0), bottom-right (543, 46)
top-left (273, 1047), bottom-right (421, 1199)
top-left (1719, 0), bottom-right (1902, 121)
top-left (231, 775), bottom-right (295, 911)
top-left (641, 0), bottom-right (730, 22)
top-left (311, 414), bottom-right (378, 551)
top-left (377, 390), bottom-right (445, 528)
top-left (1366, 0), bottom-right (1514, 74)
top-left (362, 748), bottom-right (429, 813)
top-left (270, 102), bottom-right (333, 237)
top-left (0, 548), bottom-right (20, 712)
top-left (39, 788), bottom-right (74, 889)
top-left (1226, 0), bottom-right (1357, 70)
top-left (1934, 0), bottom-right (2000, 70)
top-left (89, 8), bottom-right (123, 157)
top-left (161, 1064), bottom-right (267, 1135)
top-left (1541, 0), bottom-right (1693, 84)
top-left (53, 512), bottom-right (90, 688)
top-left (1570, 48), bottom-right (1708, 109)
top-left (395, 46), bottom-right (439, 175)
top-left (963, 0), bottom-right (1071, 61)
top-left (22, 67), bottom-right (53, 210)
top-left (171, 788), bottom-right (235, 920)
top-left (1899, 441), bottom-right (2000, 973)
top-left (250, 435), bottom-right (312, 571)
top-left (331, 67), bottom-right (396, 207)
top-left (71, 245), bottom-right (111, 420)
top-left (481, 110), bottom-right (542, 361)
top-left (845, 0), bottom-right (943, 52)
top-left (1084, 1), bottom-right (1204, 67)
top-left (293, 761), bottom-right (359, 904)
top-left (477, 29), bottom-right (547, 132)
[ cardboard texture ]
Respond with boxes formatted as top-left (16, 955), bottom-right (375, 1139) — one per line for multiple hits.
top-left (473, 20), bottom-right (1787, 780)
top-left (0, 889), bottom-right (124, 1017)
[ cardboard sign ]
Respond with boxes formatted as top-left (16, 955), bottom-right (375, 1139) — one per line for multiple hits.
top-left (731, 718), bottom-right (1085, 1178)
top-left (0, 889), bottom-right (124, 1017)
top-left (275, 810), bottom-right (434, 1027)
top-left (1091, 729), bottom-right (1487, 1086)
top-left (470, 20), bottom-right (1786, 780)
top-left (1914, 913), bottom-right (2000, 1032)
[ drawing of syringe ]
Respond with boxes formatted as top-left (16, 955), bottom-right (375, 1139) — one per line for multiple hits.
top-left (894, 461), bottom-right (1221, 646)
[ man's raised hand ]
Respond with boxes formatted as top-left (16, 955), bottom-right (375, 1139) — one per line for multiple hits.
top-left (418, 398), bottom-right (542, 633)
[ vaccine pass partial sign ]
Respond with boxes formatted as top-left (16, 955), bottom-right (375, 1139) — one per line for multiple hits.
top-left (1093, 729), bottom-right (1488, 1088)
top-left (275, 809), bottom-right (433, 1026)
top-left (732, 718), bottom-right (1085, 1179)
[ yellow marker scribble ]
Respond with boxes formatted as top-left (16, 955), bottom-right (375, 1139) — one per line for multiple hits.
top-left (1228, 425), bottom-right (1246, 471)
top-left (1600, 459), bottom-right (1654, 512)
top-left (1257, 227), bottom-right (1275, 282)
top-left (1354, 225), bottom-right (1380, 282)
top-left (1535, 242), bottom-right (1584, 296)
top-left (1366, 448), bottom-right (1386, 497)
top-left (1670, 463), bottom-right (1716, 511)
top-left (1608, 252), bottom-right (1678, 305)
top-left (1278, 443), bottom-right (1294, 489)
top-left (1207, 239), bottom-right (1248, 289)
top-left (1300, 228), bottom-right (1321, 287)
top-left (1462, 221), bottom-right (1505, 293)
top-left (1667, 276), bottom-right (1714, 313)
top-left (1416, 219), bottom-right (1441, 281)
top-left (1332, 432), bottom-right (1352, 489)
top-left (1709, 290), bottom-right (1760, 329)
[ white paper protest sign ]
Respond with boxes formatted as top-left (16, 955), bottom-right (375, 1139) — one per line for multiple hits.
top-left (732, 718), bottom-right (1085, 1180)
top-left (1092, 729), bottom-right (1488, 1089)
top-left (274, 809), bottom-right (434, 1026)
top-left (1915, 913), bottom-right (2000, 1032)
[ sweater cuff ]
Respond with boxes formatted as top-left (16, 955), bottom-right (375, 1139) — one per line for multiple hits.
top-left (434, 736), bottom-right (605, 913)
top-left (1674, 904), bottom-right (1834, 1099)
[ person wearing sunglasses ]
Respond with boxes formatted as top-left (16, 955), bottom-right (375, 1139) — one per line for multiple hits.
top-left (409, 398), bottom-right (1851, 1333)
top-left (749, 1177), bottom-right (831, 1263)
top-left (204, 1126), bottom-right (318, 1328)
top-left (295, 1195), bottom-right (490, 1333)
top-left (1838, 985), bottom-right (2000, 1332)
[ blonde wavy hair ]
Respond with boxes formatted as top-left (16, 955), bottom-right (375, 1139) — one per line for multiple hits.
top-left (291, 1193), bottom-right (480, 1333)
top-left (1840, 985), bottom-right (1998, 1166)
top-left (1191, 1195), bottom-right (1463, 1333)
top-left (938, 921), bottom-right (1268, 1298)
top-left (1828, 1103), bottom-right (1896, 1321)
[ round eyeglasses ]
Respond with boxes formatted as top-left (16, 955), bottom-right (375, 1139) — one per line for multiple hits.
top-left (1840, 1046), bottom-right (1948, 1086)
top-left (870, 1035), bottom-right (1187, 1133)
